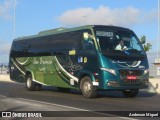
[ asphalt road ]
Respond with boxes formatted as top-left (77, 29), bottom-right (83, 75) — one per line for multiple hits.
top-left (0, 80), bottom-right (160, 120)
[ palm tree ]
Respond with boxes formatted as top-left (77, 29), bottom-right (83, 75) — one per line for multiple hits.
top-left (143, 43), bottom-right (152, 52)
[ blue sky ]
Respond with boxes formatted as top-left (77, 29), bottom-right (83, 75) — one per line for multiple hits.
top-left (0, 0), bottom-right (159, 63)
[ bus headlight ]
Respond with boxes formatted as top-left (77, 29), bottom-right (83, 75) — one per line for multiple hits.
top-left (144, 69), bottom-right (149, 75)
top-left (100, 68), bottom-right (116, 75)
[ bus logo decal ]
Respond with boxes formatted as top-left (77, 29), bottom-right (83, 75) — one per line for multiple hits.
top-left (78, 57), bottom-right (83, 63)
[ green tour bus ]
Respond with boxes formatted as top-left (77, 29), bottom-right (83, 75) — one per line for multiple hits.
top-left (9, 25), bottom-right (149, 98)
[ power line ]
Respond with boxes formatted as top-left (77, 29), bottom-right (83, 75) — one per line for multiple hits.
top-left (82, 16), bottom-right (86, 25)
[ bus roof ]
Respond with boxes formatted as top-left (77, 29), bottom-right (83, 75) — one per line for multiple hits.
top-left (14, 25), bottom-right (131, 41)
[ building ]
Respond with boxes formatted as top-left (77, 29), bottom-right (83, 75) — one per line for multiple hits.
top-left (0, 64), bottom-right (9, 74)
top-left (147, 52), bottom-right (160, 78)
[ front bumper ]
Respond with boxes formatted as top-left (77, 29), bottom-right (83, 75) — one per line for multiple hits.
top-left (104, 79), bottom-right (148, 90)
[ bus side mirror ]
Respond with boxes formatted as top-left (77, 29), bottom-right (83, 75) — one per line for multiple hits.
top-left (140, 35), bottom-right (146, 44)
top-left (83, 32), bottom-right (89, 41)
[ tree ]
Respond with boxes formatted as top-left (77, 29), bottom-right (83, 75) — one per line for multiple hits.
top-left (143, 43), bottom-right (152, 52)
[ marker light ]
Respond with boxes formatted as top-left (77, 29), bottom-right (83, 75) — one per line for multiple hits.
top-left (144, 69), bottom-right (149, 75)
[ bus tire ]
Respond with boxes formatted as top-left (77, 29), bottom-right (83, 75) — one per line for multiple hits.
top-left (35, 84), bottom-right (42, 91)
top-left (26, 74), bottom-right (36, 91)
top-left (80, 76), bottom-right (97, 98)
top-left (122, 89), bottom-right (139, 98)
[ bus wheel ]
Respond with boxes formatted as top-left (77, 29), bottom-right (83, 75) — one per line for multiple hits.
top-left (122, 89), bottom-right (139, 98)
top-left (26, 74), bottom-right (36, 91)
top-left (80, 76), bottom-right (97, 98)
top-left (35, 84), bottom-right (42, 91)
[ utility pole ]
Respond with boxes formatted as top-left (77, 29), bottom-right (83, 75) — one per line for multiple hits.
top-left (157, 0), bottom-right (160, 59)
top-left (82, 16), bottom-right (86, 25)
top-left (13, 0), bottom-right (16, 39)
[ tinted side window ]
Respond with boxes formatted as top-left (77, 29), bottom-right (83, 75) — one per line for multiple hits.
top-left (10, 41), bottom-right (17, 58)
top-left (50, 35), bottom-right (68, 55)
top-left (10, 40), bottom-right (31, 57)
top-left (30, 37), bottom-right (45, 56)
top-left (10, 29), bottom-right (93, 57)
top-left (67, 32), bottom-right (82, 50)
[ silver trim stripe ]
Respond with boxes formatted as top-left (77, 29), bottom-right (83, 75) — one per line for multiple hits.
top-left (32, 79), bottom-right (48, 86)
top-left (16, 57), bottom-right (30, 65)
top-left (11, 59), bottom-right (25, 75)
top-left (55, 57), bottom-right (78, 82)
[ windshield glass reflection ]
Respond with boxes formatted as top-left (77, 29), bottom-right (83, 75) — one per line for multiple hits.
top-left (94, 29), bottom-right (145, 60)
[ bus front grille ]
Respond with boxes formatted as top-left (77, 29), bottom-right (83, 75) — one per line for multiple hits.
top-left (119, 70), bottom-right (143, 76)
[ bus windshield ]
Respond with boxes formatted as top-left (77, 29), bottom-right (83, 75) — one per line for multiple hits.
top-left (94, 29), bottom-right (145, 60)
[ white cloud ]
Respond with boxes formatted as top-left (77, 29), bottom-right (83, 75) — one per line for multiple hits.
top-left (0, 0), bottom-right (14, 20)
top-left (57, 6), bottom-right (157, 27)
top-left (142, 9), bottom-right (158, 23)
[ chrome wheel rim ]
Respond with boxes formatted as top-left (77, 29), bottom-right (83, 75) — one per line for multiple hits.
top-left (83, 81), bottom-right (91, 94)
top-left (27, 78), bottom-right (31, 88)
